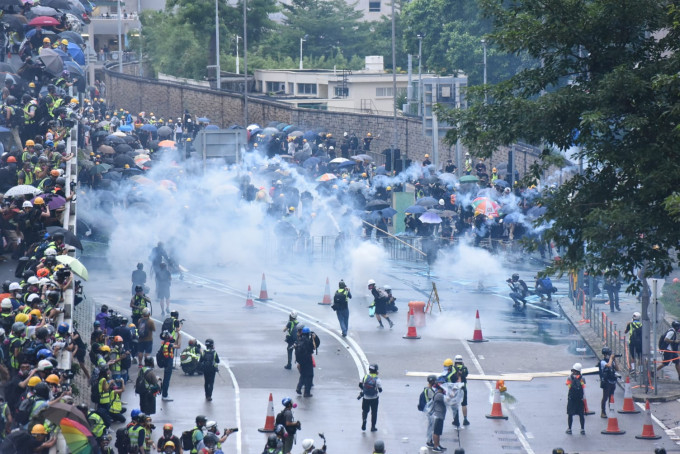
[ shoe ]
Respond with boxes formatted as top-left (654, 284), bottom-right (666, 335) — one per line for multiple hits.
top-left (206, 397), bottom-right (212, 401)
top-left (600, 412), bottom-right (607, 419)
top-left (303, 393), bottom-right (313, 397)
top-left (370, 427), bottom-right (377, 432)
top-left (432, 446), bottom-right (445, 452)
top-left (378, 324), bottom-right (384, 329)
top-left (121, 401), bottom-right (128, 405)
top-left (566, 429), bottom-right (572, 434)
top-left (284, 364), bottom-right (292, 370)
top-left (296, 389), bottom-right (302, 395)
top-left (452, 420), bottom-right (460, 427)
top-left (580, 429), bottom-right (586, 435)
top-left (362, 421), bottom-right (366, 431)
top-left (162, 397), bottom-right (173, 402)
top-left (463, 419), bottom-right (470, 426)
top-left (426, 441), bottom-right (434, 448)
top-left (342, 333), bottom-right (347, 337)
top-left (388, 320), bottom-right (394, 328)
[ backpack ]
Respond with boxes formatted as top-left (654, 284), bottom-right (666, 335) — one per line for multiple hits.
top-left (114, 426), bottom-right (130, 453)
top-left (19, 339), bottom-right (38, 365)
top-left (15, 396), bottom-right (35, 425)
top-left (275, 410), bottom-right (286, 427)
top-left (332, 291), bottom-right (346, 311)
top-left (629, 324), bottom-right (642, 347)
top-left (201, 350), bottom-right (216, 370)
top-left (137, 318), bottom-right (148, 339)
top-left (134, 369), bottom-right (147, 395)
top-left (417, 387), bottom-right (433, 412)
top-left (155, 346), bottom-right (167, 368)
top-left (180, 429), bottom-right (196, 451)
top-left (362, 374), bottom-right (378, 398)
top-left (568, 374), bottom-right (584, 400)
top-left (311, 332), bottom-right (320, 349)
top-left (89, 366), bottom-right (101, 403)
top-left (659, 329), bottom-right (675, 351)
top-left (160, 317), bottom-right (174, 338)
top-left (120, 351), bottom-right (132, 370)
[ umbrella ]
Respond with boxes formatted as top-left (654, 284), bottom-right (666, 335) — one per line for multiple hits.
top-left (114, 144), bottom-right (133, 155)
top-left (113, 155), bottom-right (134, 168)
top-left (352, 154), bottom-right (373, 162)
top-left (158, 180), bottom-right (177, 191)
top-left (66, 42), bottom-right (85, 65)
top-left (288, 131), bottom-right (303, 138)
top-left (59, 417), bottom-right (97, 454)
top-left (472, 197), bottom-right (501, 218)
top-left (276, 123), bottom-right (288, 130)
top-left (59, 31), bottom-right (84, 46)
top-left (246, 124), bottom-right (260, 131)
top-left (283, 124), bottom-right (299, 132)
top-left (527, 205), bottom-right (547, 219)
top-left (28, 16), bottom-right (60, 27)
top-left (119, 124), bottom-right (133, 132)
top-left (55, 256), bottom-right (88, 280)
top-left (42, 0), bottom-right (71, 9)
top-left (336, 160), bottom-right (356, 169)
top-left (405, 205), bottom-right (426, 214)
top-left (38, 48), bottom-right (64, 76)
top-left (477, 188), bottom-right (498, 199)
top-left (123, 135), bottom-right (138, 144)
top-left (316, 173), bottom-right (337, 182)
top-left (140, 124), bottom-right (157, 133)
top-left (2, 15), bottom-right (28, 33)
top-left (43, 402), bottom-right (89, 429)
top-left (329, 157), bottom-right (349, 164)
top-left (134, 155), bottom-right (151, 167)
top-left (104, 136), bottom-right (125, 146)
top-left (45, 226), bottom-right (83, 250)
top-left (205, 124), bottom-right (219, 130)
top-left (303, 157), bottom-right (320, 168)
top-left (90, 163), bottom-right (111, 174)
top-left (112, 131), bottom-right (126, 137)
top-left (459, 175), bottom-right (479, 183)
top-left (122, 167), bottom-right (143, 177)
top-left (197, 117), bottom-right (210, 123)
top-left (416, 196), bottom-right (438, 207)
top-left (365, 199), bottom-right (390, 210)
top-left (420, 211), bottom-right (442, 224)
top-left (4, 184), bottom-right (42, 198)
top-left (28, 6), bottom-right (60, 17)
top-left (129, 175), bottom-right (154, 185)
top-left (0, 63), bottom-right (16, 74)
top-left (493, 179), bottom-right (509, 188)
top-left (64, 61), bottom-right (84, 78)
top-left (375, 166), bottom-right (387, 175)
top-left (303, 130), bottom-right (318, 141)
top-left (33, 193), bottom-right (66, 210)
top-left (157, 126), bottom-right (172, 137)
top-left (438, 173), bottom-right (457, 184)
top-left (437, 210), bottom-right (458, 217)
top-left (158, 140), bottom-right (176, 147)
top-left (379, 207), bottom-right (397, 217)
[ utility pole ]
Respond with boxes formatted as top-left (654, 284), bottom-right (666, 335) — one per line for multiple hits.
top-left (235, 35), bottom-right (240, 75)
top-left (243, 0), bottom-right (248, 126)
top-left (481, 38), bottom-right (487, 104)
top-left (391, 0), bottom-right (397, 170)
top-left (215, 0), bottom-right (221, 89)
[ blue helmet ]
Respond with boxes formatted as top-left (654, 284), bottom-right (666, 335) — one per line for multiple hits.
top-left (301, 327), bottom-right (310, 334)
top-left (281, 397), bottom-right (292, 407)
top-left (130, 409), bottom-right (141, 419)
top-left (57, 322), bottom-right (69, 334)
top-left (37, 348), bottom-right (53, 360)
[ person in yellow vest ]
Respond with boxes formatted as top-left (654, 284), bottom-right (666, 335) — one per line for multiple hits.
top-left (38, 37), bottom-right (51, 55)
top-left (16, 161), bottom-right (34, 185)
top-left (491, 168), bottom-right (499, 183)
top-left (464, 152), bottom-right (472, 175)
top-left (107, 378), bottom-right (126, 423)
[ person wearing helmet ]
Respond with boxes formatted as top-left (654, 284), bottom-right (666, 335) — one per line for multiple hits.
top-left (657, 320), bottom-right (680, 379)
top-left (534, 275), bottom-right (557, 302)
top-left (28, 423), bottom-right (57, 451)
top-left (158, 328), bottom-right (175, 402)
top-left (332, 280), bottom-right (351, 337)
top-left (359, 364), bottom-right (382, 432)
top-left (295, 326), bottom-right (317, 397)
top-left (490, 167), bottom-right (499, 183)
top-left (418, 375), bottom-right (438, 447)
top-left (423, 153), bottom-right (432, 166)
top-left (625, 312), bottom-right (643, 376)
top-left (127, 412), bottom-right (148, 453)
top-left (131, 262), bottom-right (147, 296)
top-left (264, 433), bottom-right (281, 454)
top-left (566, 362), bottom-right (586, 435)
top-left (449, 355), bottom-right (470, 426)
top-left (110, 335), bottom-right (127, 382)
top-left (186, 415), bottom-right (208, 453)
top-left (383, 284), bottom-right (398, 313)
top-left (506, 273), bottom-right (529, 310)
top-left (301, 438), bottom-right (316, 453)
top-left (464, 152), bottom-right (472, 174)
top-left (373, 440), bottom-right (386, 454)
top-left (130, 284), bottom-right (151, 327)
top-left (9, 322), bottom-right (27, 372)
top-left (279, 398), bottom-right (300, 453)
top-left (598, 346), bottom-right (618, 418)
top-left (367, 280), bottom-right (394, 329)
top-left (283, 311), bottom-right (299, 370)
top-left (157, 423), bottom-right (181, 454)
top-left (197, 420), bottom-right (236, 452)
top-left (201, 338), bottom-right (220, 401)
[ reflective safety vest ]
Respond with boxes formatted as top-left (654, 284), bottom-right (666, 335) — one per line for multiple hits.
top-left (491, 172), bottom-right (499, 183)
top-left (17, 169), bottom-right (34, 185)
top-left (128, 425), bottom-right (145, 448)
top-left (8, 334), bottom-right (23, 369)
top-left (23, 101), bottom-right (37, 124)
top-left (110, 346), bottom-right (122, 373)
top-left (629, 321), bottom-right (642, 340)
top-left (131, 295), bottom-right (147, 315)
top-left (109, 390), bottom-right (122, 414)
top-left (98, 377), bottom-right (110, 404)
top-left (87, 411), bottom-right (106, 438)
top-left (162, 341), bottom-right (173, 359)
top-left (286, 320), bottom-right (299, 337)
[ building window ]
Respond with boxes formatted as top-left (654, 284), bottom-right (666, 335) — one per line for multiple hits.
top-left (334, 86), bottom-right (349, 97)
top-left (369, 1), bottom-right (380, 11)
top-left (297, 83), bottom-right (317, 95)
top-left (266, 81), bottom-right (285, 93)
top-left (288, 83), bottom-right (294, 94)
top-left (376, 87), bottom-right (394, 97)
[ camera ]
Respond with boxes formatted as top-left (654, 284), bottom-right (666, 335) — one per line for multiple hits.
top-left (107, 310), bottom-right (126, 329)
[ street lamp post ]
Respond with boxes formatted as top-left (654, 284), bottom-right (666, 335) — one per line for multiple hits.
top-left (215, 0), bottom-right (221, 89)
top-left (417, 34), bottom-right (423, 117)
top-left (481, 38), bottom-right (487, 104)
top-left (117, 0), bottom-right (123, 73)
top-left (243, 0), bottom-right (248, 126)
top-left (235, 35), bottom-right (240, 75)
top-left (646, 277), bottom-right (665, 395)
top-left (299, 36), bottom-right (307, 70)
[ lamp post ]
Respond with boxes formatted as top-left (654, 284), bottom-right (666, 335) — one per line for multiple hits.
top-left (390, 0), bottom-right (397, 169)
top-left (417, 34), bottom-right (423, 117)
top-left (215, 0), bottom-right (221, 89)
top-left (299, 35), bottom-right (307, 70)
top-left (243, 0), bottom-right (248, 126)
top-left (646, 277), bottom-right (665, 395)
top-left (117, 0), bottom-right (123, 72)
top-left (481, 38), bottom-right (487, 104)
top-left (235, 35), bottom-right (240, 75)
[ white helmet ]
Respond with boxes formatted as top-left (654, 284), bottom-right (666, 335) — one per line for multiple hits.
top-left (1, 299), bottom-right (12, 309)
top-left (27, 277), bottom-right (39, 285)
top-left (383, 284), bottom-right (391, 291)
top-left (367, 279), bottom-right (376, 286)
top-left (290, 311), bottom-right (298, 319)
top-left (44, 248), bottom-right (57, 256)
top-left (37, 359), bottom-right (53, 371)
top-left (633, 312), bottom-right (641, 320)
top-left (22, 201), bottom-right (33, 208)
top-left (572, 363), bottom-right (582, 372)
top-left (301, 439), bottom-right (315, 450)
top-left (27, 293), bottom-right (40, 303)
top-left (38, 278), bottom-right (51, 286)
top-left (454, 354), bottom-right (463, 362)
top-left (9, 282), bottom-right (20, 291)
top-left (205, 421), bottom-right (217, 430)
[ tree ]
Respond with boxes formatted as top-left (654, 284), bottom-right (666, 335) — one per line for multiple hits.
top-left (437, 0), bottom-right (680, 283)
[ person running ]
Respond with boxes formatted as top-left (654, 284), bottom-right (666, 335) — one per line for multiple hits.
top-left (367, 279), bottom-right (393, 329)
top-left (656, 320), bottom-right (680, 379)
top-left (359, 364), bottom-right (382, 432)
top-left (566, 362), bottom-right (585, 435)
top-left (283, 312), bottom-right (299, 370)
top-left (201, 338), bottom-right (220, 401)
top-left (332, 280), bottom-right (351, 337)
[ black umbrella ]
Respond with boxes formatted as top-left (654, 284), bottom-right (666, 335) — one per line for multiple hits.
top-left (2, 14), bottom-right (27, 33)
top-left (113, 155), bottom-right (134, 168)
top-left (0, 62), bottom-right (16, 73)
top-left (157, 125), bottom-right (172, 137)
top-left (122, 135), bottom-right (138, 144)
top-left (122, 167), bottom-right (143, 177)
top-left (104, 136), bottom-right (125, 145)
top-left (59, 30), bottom-right (84, 46)
top-left (46, 226), bottom-right (83, 250)
top-left (42, 0), bottom-right (72, 10)
top-left (114, 143), bottom-right (133, 154)
top-left (365, 199), bottom-right (390, 210)
top-left (92, 130), bottom-right (108, 138)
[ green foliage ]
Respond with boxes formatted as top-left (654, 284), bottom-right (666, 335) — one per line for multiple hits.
top-left (659, 281), bottom-right (680, 319)
top-left (437, 0), bottom-right (680, 282)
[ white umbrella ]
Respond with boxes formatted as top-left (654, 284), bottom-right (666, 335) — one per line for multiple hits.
top-left (329, 157), bottom-right (350, 164)
top-left (112, 131), bottom-right (126, 137)
top-left (4, 185), bottom-right (42, 198)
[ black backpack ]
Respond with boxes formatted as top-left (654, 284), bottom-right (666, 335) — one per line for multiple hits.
top-left (137, 318), bottom-right (149, 339)
top-left (120, 351), bottom-right (132, 370)
top-left (180, 429), bottom-right (196, 451)
top-left (160, 317), bottom-right (174, 338)
top-left (201, 351), bottom-right (216, 370)
top-left (659, 329), bottom-right (675, 351)
top-left (568, 374), bottom-right (584, 400)
top-left (89, 367), bottom-right (101, 403)
top-left (629, 324), bottom-right (642, 346)
top-left (15, 396), bottom-right (35, 425)
top-left (134, 369), bottom-right (147, 395)
top-left (156, 346), bottom-right (167, 368)
top-left (114, 426), bottom-right (130, 453)
top-left (275, 410), bottom-right (286, 427)
top-left (332, 291), bottom-right (346, 311)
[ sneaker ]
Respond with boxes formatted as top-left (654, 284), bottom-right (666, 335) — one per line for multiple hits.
top-left (426, 441), bottom-right (434, 448)
top-left (284, 364), bottom-right (292, 370)
top-left (388, 320), bottom-right (394, 328)
top-left (303, 393), bottom-right (313, 397)
top-left (600, 412), bottom-right (607, 419)
top-left (370, 427), bottom-right (377, 432)
top-left (463, 419), bottom-right (470, 426)
top-left (432, 446), bottom-right (445, 452)
top-left (452, 418), bottom-right (460, 427)
top-left (565, 429), bottom-right (572, 434)
top-left (206, 396), bottom-right (212, 401)
top-left (296, 389), bottom-right (302, 395)
top-left (580, 429), bottom-right (586, 435)
top-left (162, 397), bottom-right (173, 402)
top-left (362, 421), bottom-right (366, 431)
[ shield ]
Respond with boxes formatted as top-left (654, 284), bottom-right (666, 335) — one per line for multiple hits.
top-left (416, 197), bottom-right (438, 207)
top-left (157, 126), bottom-right (172, 137)
top-left (45, 226), bottom-right (83, 250)
top-left (66, 42), bottom-right (85, 65)
top-left (404, 205), bottom-right (426, 214)
top-left (140, 124), bottom-right (157, 133)
top-left (28, 16), bottom-right (60, 27)
top-left (55, 256), bottom-right (88, 280)
top-left (38, 48), bottom-right (64, 76)
top-left (4, 184), bottom-right (42, 198)
top-left (420, 211), bottom-right (442, 224)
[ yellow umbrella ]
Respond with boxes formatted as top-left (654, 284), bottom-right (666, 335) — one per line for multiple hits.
top-left (55, 256), bottom-right (89, 281)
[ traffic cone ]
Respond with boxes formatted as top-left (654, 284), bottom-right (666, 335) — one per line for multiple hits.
top-left (403, 308), bottom-right (421, 339)
top-left (618, 376), bottom-right (640, 414)
top-left (244, 285), bottom-right (255, 308)
top-left (318, 277), bottom-right (332, 305)
top-left (635, 400), bottom-right (661, 440)
top-left (256, 273), bottom-right (271, 301)
top-left (601, 414), bottom-right (626, 435)
top-left (583, 384), bottom-right (595, 415)
top-left (467, 310), bottom-right (489, 343)
top-left (485, 382), bottom-right (508, 420)
top-left (257, 393), bottom-right (276, 433)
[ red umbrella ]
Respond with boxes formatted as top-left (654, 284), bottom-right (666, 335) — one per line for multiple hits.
top-left (28, 16), bottom-right (60, 27)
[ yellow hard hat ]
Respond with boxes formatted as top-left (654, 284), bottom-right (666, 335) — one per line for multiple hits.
top-left (100, 345), bottom-right (111, 353)
top-left (367, 132), bottom-right (372, 137)
top-left (29, 82), bottom-right (36, 88)
top-left (443, 358), bottom-right (453, 367)
top-left (492, 167), bottom-right (497, 172)
top-left (26, 140), bottom-right (35, 147)
top-left (29, 309), bottom-right (41, 318)
top-left (386, 186), bottom-right (392, 190)
top-left (424, 154), bottom-right (430, 158)
top-left (164, 441), bottom-right (175, 449)
top-left (43, 37), bottom-right (50, 43)
top-left (70, 98), bottom-right (78, 104)
top-left (289, 206), bottom-right (295, 212)
top-left (187, 138), bottom-right (192, 142)
top-left (361, 173), bottom-right (367, 178)
top-left (61, 39), bottom-right (68, 46)
top-left (31, 424), bottom-right (47, 435)
top-left (15, 313), bottom-right (29, 323)
top-left (124, 164), bottom-right (130, 169)
top-left (33, 197), bottom-right (44, 206)
top-left (46, 374), bottom-right (60, 385)
top-left (28, 376), bottom-right (42, 387)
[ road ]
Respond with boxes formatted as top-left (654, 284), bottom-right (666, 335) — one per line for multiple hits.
top-left (82, 243), bottom-right (680, 454)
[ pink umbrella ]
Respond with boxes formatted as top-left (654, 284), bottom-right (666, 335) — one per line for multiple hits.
top-left (28, 16), bottom-right (60, 27)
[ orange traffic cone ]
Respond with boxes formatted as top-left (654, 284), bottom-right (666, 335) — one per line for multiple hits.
top-left (583, 383), bottom-right (595, 415)
top-left (257, 393), bottom-right (276, 433)
top-left (244, 285), bottom-right (255, 308)
top-left (618, 376), bottom-right (640, 414)
top-left (318, 277), bottom-right (332, 305)
top-left (467, 310), bottom-right (489, 343)
top-left (635, 400), bottom-right (661, 440)
top-left (256, 273), bottom-right (271, 301)
top-left (403, 308), bottom-right (421, 339)
top-left (601, 414), bottom-right (626, 435)
top-left (485, 382), bottom-right (508, 420)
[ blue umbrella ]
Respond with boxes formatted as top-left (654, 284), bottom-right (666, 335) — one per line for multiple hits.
top-left (119, 124), bottom-right (133, 132)
top-left (303, 157), bottom-right (321, 168)
top-left (140, 124), bottom-right (157, 133)
top-left (375, 166), bottom-right (387, 175)
top-left (303, 130), bottom-right (318, 141)
top-left (283, 125), bottom-right (299, 132)
top-left (197, 117), bottom-right (210, 123)
top-left (67, 42), bottom-right (85, 65)
top-left (205, 124), bottom-right (219, 130)
top-left (405, 205), bottom-right (426, 214)
top-left (64, 61), bottom-right (84, 78)
top-left (336, 160), bottom-right (356, 168)
top-left (53, 48), bottom-right (72, 62)
top-left (378, 207), bottom-right (397, 217)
